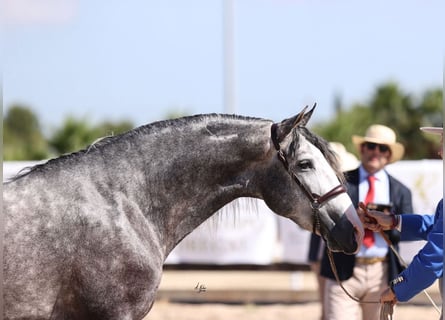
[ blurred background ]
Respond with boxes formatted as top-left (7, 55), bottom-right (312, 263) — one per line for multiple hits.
top-left (2, 1), bottom-right (443, 319)
top-left (2, 0), bottom-right (443, 161)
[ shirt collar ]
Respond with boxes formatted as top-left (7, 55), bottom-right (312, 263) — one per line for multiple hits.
top-left (359, 165), bottom-right (387, 182)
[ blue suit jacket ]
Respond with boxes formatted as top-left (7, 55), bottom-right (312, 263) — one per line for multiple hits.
top-left (392, 199), bottom-right (443, 301)
top-left (311, 167), bottom-right (413, 283)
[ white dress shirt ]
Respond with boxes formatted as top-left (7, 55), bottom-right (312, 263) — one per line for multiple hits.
top-left (356, 165), bottom-right (390, 258)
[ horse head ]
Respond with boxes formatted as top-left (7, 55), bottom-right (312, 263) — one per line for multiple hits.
top-left (266, 105), bottom-right (364, 254)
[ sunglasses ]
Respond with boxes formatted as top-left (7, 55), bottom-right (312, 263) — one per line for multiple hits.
top-left (363, 142), bottom-right (390, 153)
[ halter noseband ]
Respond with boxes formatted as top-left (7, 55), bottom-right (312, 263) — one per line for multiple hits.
top-left (270, 123), bottom-right (347, 234)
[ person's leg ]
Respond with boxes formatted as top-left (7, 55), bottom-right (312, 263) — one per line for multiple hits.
top-left (361, 262), bottom-right (388, 320)
top-left (323, 272), bottom-right (364, 320)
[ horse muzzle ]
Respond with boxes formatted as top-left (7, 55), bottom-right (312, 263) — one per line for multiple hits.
top-left (325, 204), bottom-right (364, 254)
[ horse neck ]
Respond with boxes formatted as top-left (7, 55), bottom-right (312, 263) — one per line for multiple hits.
top-left (136, 116), bottom-right (274, 255)
top-left (22, 116), bottom-right (275, 258)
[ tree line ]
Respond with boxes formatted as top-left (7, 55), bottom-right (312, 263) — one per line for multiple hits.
top-left (3, 81), bottom-right (442, 161)
top-left (311, 82), bottom-right (442, 160)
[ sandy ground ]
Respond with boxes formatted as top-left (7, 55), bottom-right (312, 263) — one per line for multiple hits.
top-left (146, 300), bottom-right (440, 320)
top-left (143, 270), bottom-right (441, 320)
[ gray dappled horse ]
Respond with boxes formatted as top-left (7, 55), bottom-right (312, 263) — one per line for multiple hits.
top-left (3, 106), bottom-right (364, 320)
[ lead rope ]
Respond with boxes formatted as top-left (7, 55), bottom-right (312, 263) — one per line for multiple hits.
top-left (380, 302), bottom-right (394, 320)
top-left (366, 203), bottom-right (441, 316)
top-left (380, 235), bottom-right (441, 315)
top-left (322, 210), bottom-right (392, 320)
top-left (380, 232), bottom-right (441, 315)
top-left (326, 204), bottom-right (442, 320)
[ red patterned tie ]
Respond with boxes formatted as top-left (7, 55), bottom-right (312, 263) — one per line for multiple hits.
top-left (363, 175), bottom-right (376, 248)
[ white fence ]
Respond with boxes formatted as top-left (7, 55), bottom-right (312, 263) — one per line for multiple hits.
top-left (3, 160), bottom-right (443, 266)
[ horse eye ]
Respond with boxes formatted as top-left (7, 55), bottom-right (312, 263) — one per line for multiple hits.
top-left (298, 160), bottom-right (313, 170)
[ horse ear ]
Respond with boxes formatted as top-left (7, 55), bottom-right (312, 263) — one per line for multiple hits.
top-left (273, 104), bottom-right (316, 144)
top-left (299, 103), bottom-right (316, 127)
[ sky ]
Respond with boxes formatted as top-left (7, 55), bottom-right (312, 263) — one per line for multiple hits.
top-left (2, 0), bottom-right (444, 132)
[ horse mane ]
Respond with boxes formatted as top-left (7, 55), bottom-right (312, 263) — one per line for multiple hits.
top-left (6, 114), bottom-right (342, 185)
top-left (6, 114), bottom-right (271, 182)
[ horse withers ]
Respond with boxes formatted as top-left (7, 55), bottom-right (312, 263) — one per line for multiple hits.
top-left (3, 105), bottom-right (363, 319)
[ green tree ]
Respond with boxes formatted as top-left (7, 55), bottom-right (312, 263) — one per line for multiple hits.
top-left (313, 82), bottom-right (442, 159)
top-left (3, 105), bottom-right (49, 160)
top-left (412, 88), bottom-right (443, 158)
top-left (49, 117), bottom-right (134, 155)
top-left (48, 117), bottom-right (96, 155)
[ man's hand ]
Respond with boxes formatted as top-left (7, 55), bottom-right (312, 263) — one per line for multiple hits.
top-left (357, 202), bottom-right (394, 231)
top-left (381, 287), bottom-right (397, 304)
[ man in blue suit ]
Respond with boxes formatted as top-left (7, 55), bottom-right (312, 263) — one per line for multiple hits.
top-left (311, 124), bottom-right (413, 320)
top-left (363, 126), bottom-right (443, 317)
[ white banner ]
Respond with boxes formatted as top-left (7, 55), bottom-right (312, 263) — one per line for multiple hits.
top-left (386, 160), bottom-right (443, 263)
top-left (166, 200), bottom-right (279, 265)
top-left (3, 160), bottom-right (443, 265)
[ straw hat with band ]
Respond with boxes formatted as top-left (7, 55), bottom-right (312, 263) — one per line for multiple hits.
top-left (352, 124), bottom-right (404, 164)
top-left (420, 127), bottom-right (443, 135)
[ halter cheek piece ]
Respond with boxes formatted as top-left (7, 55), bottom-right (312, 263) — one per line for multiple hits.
top-left (270, 124), bottom-right (347, 235)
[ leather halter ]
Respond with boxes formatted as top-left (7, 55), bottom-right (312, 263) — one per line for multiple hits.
top-left (270, 123), bottom-right (347, 234)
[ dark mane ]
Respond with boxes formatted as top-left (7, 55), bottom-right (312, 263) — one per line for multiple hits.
top-left (292, 126), bottom-right (346, 183)
top-left (6, 114), bottom-right (341, 184)
top-left (7, 113), bottom-right (270, 182)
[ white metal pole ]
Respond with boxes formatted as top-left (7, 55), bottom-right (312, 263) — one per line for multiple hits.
top-left (223, 0), bottom-right (235, 114)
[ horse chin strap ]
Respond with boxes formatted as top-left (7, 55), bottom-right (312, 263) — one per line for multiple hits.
top-left (270, 123), bottom-right (347, 235)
